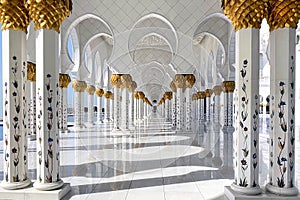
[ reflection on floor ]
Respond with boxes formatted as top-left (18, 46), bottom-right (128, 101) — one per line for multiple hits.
top-left (0, 113), bottom-right (299, 199)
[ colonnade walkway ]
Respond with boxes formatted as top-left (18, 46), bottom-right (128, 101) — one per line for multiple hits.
top-left (0, 113), bottom-right (299, 200)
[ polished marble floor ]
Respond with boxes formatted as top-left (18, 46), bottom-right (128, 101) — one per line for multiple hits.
top-left (0, 113), bottom-right (300, 200)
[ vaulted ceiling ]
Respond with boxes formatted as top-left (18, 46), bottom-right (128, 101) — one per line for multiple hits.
top-left (28, 0), bottom-right (236, 102)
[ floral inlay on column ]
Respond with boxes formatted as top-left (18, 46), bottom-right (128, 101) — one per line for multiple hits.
top-left (239, 59), bottom-right (249, 187)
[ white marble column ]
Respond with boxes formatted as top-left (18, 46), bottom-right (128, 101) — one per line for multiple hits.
top-left (266, 28), bottom-right (298, 196)
top-left (173, 75), bottom-right (185, 132)
top-left (222, 81), bottom-right (235, 169)
top-left (175, 88), bottom-right (183, 132)
top-left (1, 30), bottom-right (31, 189)
top-left (86, 85), bottom-right (96, 126)
top-left (213, 86), bottom-right (222, 125)
top-left (28, 65), bottom-right (37, 140)
top-left (134, 92), bottom-right (138, 125)
top-left (185, 88), bottom-right (192, 132)
top-left (121, 88), bottom-right (130, 131)
top-left (137, 92), bottom-right (145, 122)
top-left (171, 92), bottom-right (177, 129)
top-left (34, 29), bottom-right (63, 190)
top-left (112, 87), bottom-right (121, 131)
top-left (62, 88), bottom-right (68, 131)
top-left (103, 91), bottom-right (112, 122)
top-left (231, 28), bottom-right (261, 194)
top-left (205, 89), bottom-right (212, 123)
top-left (128, 91), bottom-right (135, 129)
top-left (58, 74), bottom-right (71, 133)
top-left (143, 100), bottom-right (147, 119)
top-left (95, 88), bottom-right (104, 123)
top-left (72, 81), bottom-right (87, 129)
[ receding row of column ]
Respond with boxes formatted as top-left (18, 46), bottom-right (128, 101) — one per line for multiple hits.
top-left (1, 0), bottom-right (72, 191)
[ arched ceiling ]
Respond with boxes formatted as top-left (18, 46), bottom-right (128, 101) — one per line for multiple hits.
top-left (27, 0), bottom-right (236, 101)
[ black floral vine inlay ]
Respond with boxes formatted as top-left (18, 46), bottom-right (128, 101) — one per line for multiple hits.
top-left (276, 81), bottom-right (287, 188)
top-left (46, 74), bottom-right (54, 183)
top-left (11, 56), bottom-right (21, 182)
top-left (239, 59), bottom-right (249, 187)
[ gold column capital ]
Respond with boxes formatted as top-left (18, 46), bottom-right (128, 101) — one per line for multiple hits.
top-left (134, 91), bottom-right (139, 99)
top-left (185, 74), bottom-right (196, 88)
top-left (0, 1), bottom-right (29, 32)
top-left (120, 74), bottom-right (132, 89)
top-left (192, 93), bottom-right (197, 101)
top-left (103, 91), bottom-right (113, 99)
top-left (85, 85), bottom-right (96, 95)
top-left (26, 0), bottom-right (72, 33)
top-left (169, 81), bottom-right (177, 93)
top-left (59, 73), bottom-right (71, 88)
top-left (95, 88), bottom-right (104, 97)
top-left (27, 61), bottom-right (36, 82)
top-left (221, 0), bottom-right (268, 31)
top-left (222, 81), bottom-right (235, 93)
top-left (72, 80), bottom-right (87, 92)
top-left (213, 85), bottom-right (222, 96)
top-left (197, 91), bottom-right (206, 99)
top-left (267, 0), bottom-right (300, 31)
top-left (205, 89), bottom-right (213, 98)
top-left (110, 74), bottom-right (122, 88)
top-left (164, 91), bottom-right (173, 100)
top-left (137, 91), bottom-right (145, 100)
top-left (128, 81), bottom-right (137, 93)
top-left (173, 74), bottom-right (186, 89)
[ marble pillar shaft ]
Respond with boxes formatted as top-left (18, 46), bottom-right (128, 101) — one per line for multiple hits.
top-left (35, 29), bottom-right (63, 190)
top-left (1, 30), bottom-right (30, 189)
top-left (176, 88), bottom-right (183, 131)
top-left (232, 28), bottom-right (260, 194)
top-left (172, 93), bottom-right (177, 128)
top-left (74, 91), bottom-right (84, 127)
top-left (113, 88), bottom-right (121, 129)
top-left (97, 96), bottom-right (102, 123)
top-left (87, 94), bottom-right (94, 124)
top-left (121, 88), bottom-right (129, 130)
top-left (185, 88), bottom-right (191, 131)
top-left (267, 28), bottom-right (298, 196)
top-left (30, 82), bottom-right (37, 135)
top-left (62, 88), bottom-right (68, 130)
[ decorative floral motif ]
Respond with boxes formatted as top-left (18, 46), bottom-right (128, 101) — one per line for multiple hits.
top-left (4, 82), bottom-right (9, 182)
top-left (276, 81), bottom-right (287, 188)
top-left (239, 59), bottom-right (249, 187)
top-left (45, 74), bottom-right (54, 183)
top-left (252, 94), bottom-right (259, 187)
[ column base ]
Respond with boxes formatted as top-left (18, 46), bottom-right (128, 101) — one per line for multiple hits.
top-left (0, 182), bottom-right (70, 200)
top-left (1, 179), bottom-right (31, 190)
top-left (225, 186), bottom-right (300, 200)
top-left (33, 179), bottom-right (64, 191)
top-left (231, 183), bottom-right (262, 195)
top-left (265, 183), bottom-right (298, 196)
